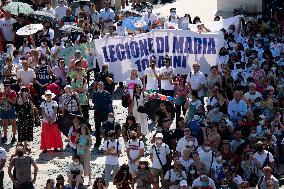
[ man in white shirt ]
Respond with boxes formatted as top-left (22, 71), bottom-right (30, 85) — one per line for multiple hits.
top-left (159, 56), bottom-right (174, 97)
top-left (16, 60), bottom-right (36, 87)
top-left (55, 0), bottom-right (68, 20)
top-left (163, 160), bottom-right (187, 189)
top-left (143, 56), bottom-right (159, 92)
top-left (150, 133), bottom-right (171, 189)
top-left (0, 11), bottom-right (16, 45)
top-left (197, 140), bottom-right (215, 174)
top-left (103, 130), bottom-right (121, 187)
top-left (244, 83), bottom-right (262, 106)
top-left (42, 21), bottom-right (54, 46)
top-left (126, 131), bottom-right (144, 175)
top-left (176, 128), bottom-right (198, 157)
top-left (42, 0), bottom-right (55, 15)
top-left (186, 62), bottom-right (206, 102)
top-left (254, 141), bottom-right (274, 172)
top-left (99, 0), bottom-right (115, 34)
top-left (0, 143), bottom-right (6, 189)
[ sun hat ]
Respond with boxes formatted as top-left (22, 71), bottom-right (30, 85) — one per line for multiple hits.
top-left (155, 133), bottom-right (163, 138)
top-left (42, 90), bottom-right (56, 100)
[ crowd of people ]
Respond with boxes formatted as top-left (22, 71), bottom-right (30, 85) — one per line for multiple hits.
top-left (0, 0), bottom-right (283, 188)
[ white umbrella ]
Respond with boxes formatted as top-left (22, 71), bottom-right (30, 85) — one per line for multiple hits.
top-left (16, 24), bottom-right (43, 36)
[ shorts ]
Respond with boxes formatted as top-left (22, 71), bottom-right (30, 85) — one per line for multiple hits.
top-left (0, 171), bottom-right (3, 187)
top-left (0, 108), bottom-right (16, 120)
top-left (151, 168), bottom-right (164, 183)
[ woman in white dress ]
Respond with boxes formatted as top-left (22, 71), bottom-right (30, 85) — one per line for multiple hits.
top-left (132, 84), bottom-right (149, 136)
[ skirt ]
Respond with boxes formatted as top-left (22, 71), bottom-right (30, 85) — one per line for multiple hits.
top-left (40, 122), bottom-right (63, 150)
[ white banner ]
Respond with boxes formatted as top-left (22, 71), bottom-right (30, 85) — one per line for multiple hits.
top-left (164, 16), bottom-right (240, 32)
top-left (188, 15), bottom-right (240, 32)
top-left (94, 29), bottom-right (224, 82)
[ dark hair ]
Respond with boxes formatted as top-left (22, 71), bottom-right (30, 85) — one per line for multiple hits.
top-left (125, 115), bottom-right (136, 125)
top-left (217, 89), bottom-right (227, 98)
top-left (93, 177), bottom-right (105, 189)
top-left (13, 50), bottom-right (19, 57)
top-left (73, 155), bottom-right (80, 160)
top-left (192, 16), bottom-right (201, 24)
top-left (133, 83), bottom-right (142, 96)
top-left (210, 66), bottom-right (218, 71)
top-left (191, 90), bottom-right (198, 99)
top-left (177, 117), bottom-right (185, 122)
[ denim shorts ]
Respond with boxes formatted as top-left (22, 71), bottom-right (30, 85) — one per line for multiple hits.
top-left (0, 107), bottom-right (16, 119)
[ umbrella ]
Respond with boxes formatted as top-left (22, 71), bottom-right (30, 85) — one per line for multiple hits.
top-left (144, 98), bottom-right (175, 119)
top-left (3, 2), bottom-right (34, 15)
top-left (60, 25), bottom-right (84, 33)
top-left (31, 11), bottom-right (57, 22)
top-left (16, 24), bottom-right (43, 36)
top-left (57, 114), bottom-right (92, 137)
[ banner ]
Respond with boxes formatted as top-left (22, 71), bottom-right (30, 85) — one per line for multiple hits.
top-left (57, 43), bottom-right (95, 68)
top-left (164, 16), bottom-right (240, 32)
top-left (94, 29), bottom-right (224, 82)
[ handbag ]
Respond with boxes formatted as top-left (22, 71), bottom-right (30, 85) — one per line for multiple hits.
top-left (136, 93), bottom-right (146, 113)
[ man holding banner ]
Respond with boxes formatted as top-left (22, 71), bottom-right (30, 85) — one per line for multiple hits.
top-left (159, 55), bottom-right (175, 97)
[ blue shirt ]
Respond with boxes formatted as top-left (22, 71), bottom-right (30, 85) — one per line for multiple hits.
top-left (99, 8), bottom-right (115, 22)
top-left (228, 99), bottom-right (248, 119)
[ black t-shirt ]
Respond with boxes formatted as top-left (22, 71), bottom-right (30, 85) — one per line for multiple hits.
top-left (102, 120), bottom-right (121, 137)
top-left (95, 71), bottom-right (115, 94)
top-left (13, 22), bottom-right (26, 49)
top-left (156, 109), bottom-right (168, 127)
top-left (173, 128), bottom-right (184, 141)
top-left (162, 129), bottom-right (175, 150)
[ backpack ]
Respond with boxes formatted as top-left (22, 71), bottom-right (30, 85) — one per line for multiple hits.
top-left (187, 120), bottom-right (204, 144)
top-left (122, 89), bottom-right (131, 108)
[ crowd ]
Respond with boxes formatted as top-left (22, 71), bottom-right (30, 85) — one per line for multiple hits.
top-left (0, 0), bottom-right (283, 188)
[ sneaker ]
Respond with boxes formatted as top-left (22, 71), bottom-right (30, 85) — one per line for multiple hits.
top-left (1, 136), bottom-right (7, 144)
top-left (11, 137), bottom-right (16, 144)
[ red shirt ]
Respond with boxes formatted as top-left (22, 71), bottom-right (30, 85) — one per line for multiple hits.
top-left (0, 90), bottom-right (16, 100)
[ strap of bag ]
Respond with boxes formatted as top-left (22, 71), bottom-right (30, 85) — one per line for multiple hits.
top-left (65, 93), bottom-right (79, 108)
top-left (153, 145), bottom-right (164, 168)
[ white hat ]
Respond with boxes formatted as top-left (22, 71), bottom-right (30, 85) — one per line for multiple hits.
top-left (42, 90), bottom-right (56, 100)
top-left (155, 133), bottom-right (163, 138)
top-left (180, 180), bottom-right (188, 186)
top-left (265, 86), bottom-right (274, 91)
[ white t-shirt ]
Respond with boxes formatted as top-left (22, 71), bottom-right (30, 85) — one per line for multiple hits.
top-left (244, 91), bottom-right (262, 101)
top-left (0, 18), bottom-right (16, 41)
top-left (67, 162), bottom-right (84, 174)
top-left (164, 169), bottom-right (187, 189)
top-left (126, 78), bottom-right (142, 98)
top-left (176, 137), bottom-right (198, 155)
top-left (254, 150), bottom-right (274, 166)
top-left (103, 139), bottom-right (122, 165)
top-left (55, 5), bottom-right (68, 19)
top-left (159, 66), bottom-right (174, 90)
top-left (126, 139), bottom-right (144, 162)
top-left (179, 157), bottom-right (194, 172)
top-left (0, 147), bottom-right (7, 172)
top-left (211, 161), bottom-right (223, 179)
top-left (40, 101), bottom-right (58, 123)
top-left (42, 7), bottom-right (55, 15)
top-left (150, 143), bottom-right (170, 169)
top-left (16, 68), bottom-right (36, 86)
top-left (186, 71), bottom-right (206, 97)
top-left (144, 68), bottom-right (159, 91)
top-left (197, 147), bottom-right (214, 173)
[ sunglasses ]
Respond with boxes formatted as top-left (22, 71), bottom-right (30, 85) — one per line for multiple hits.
top-left (184, 130), bottom-right (190, 132)
top-left (46, 94), bottom-right (52, 96)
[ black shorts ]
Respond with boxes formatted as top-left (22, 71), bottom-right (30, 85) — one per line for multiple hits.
top-left (0, 171), bottom-right (4, 188)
